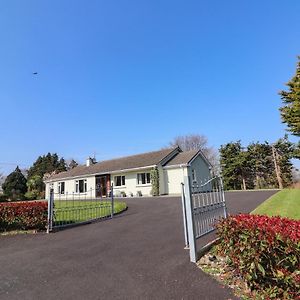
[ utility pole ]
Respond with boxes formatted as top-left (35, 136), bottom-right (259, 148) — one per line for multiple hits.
top-left (272, 145), bottom-right (283, 189)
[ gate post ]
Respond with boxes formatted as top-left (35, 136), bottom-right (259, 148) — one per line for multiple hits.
top-left (220, 177), bottom-right (227, 218)
top-left (184, 176), bottom-right (198, 263)
top-left (47, 189), bottom-right (54, 233)
top-left (111, 183), bottom-right (114, 218)
top-left (181, 183), bottom-right (189, 248)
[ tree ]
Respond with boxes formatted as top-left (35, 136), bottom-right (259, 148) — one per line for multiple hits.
top-left (273, 135), bottom-right (295, 188)
top-left (2, 166), bottom-right (27, 200)
top-left (247, 142), bottom-right (275, 189)
top-left (220, 137), bottom-right (296, 190)
top-left (27, 153), bottom-right (67, 195)
top-left (220, 141), bottom-right (244, 190)
top-left (168, 134), bottom-right (219, 172)
top-left (279, 56), bottom-right (300, 136)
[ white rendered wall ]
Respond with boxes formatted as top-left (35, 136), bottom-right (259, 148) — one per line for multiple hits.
top-left (163, 167), bottom-right (187, 195)
top-left (112, 170), bottom-right (152, 197)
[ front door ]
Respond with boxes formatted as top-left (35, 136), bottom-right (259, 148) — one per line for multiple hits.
top-left (96, 175), bottom-right (109, 197)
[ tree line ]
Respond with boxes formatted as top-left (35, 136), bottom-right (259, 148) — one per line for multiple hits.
top-left (1, 154), bottom-right (78, 201)
top-left (219, 136), bottom-right (298, 190)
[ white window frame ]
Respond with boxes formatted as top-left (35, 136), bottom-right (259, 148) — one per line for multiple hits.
top-left (75, 179), bottom-right (87, 193)
top-left (58, 182), bottom-right (65, 194)
top-left (137, 172), bottom-right (151, 185)
top-left (114, 175), bottom-right (125, 187)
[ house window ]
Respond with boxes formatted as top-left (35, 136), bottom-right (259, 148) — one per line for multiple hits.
top-left (75, 179), bottom-right (87, 193)
top-left (58, 182), bottom-right (65, 194)
top-left (137, 173), bottom-right (151, 185)
top-left (114, 175), bottom-right (125, 186)
top-left (192, 169), bottom-right (196, 182)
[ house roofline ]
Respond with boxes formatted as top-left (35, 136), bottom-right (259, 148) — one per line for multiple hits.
top-left (188, 149), bottom-right (212, 169)
top-left (44, 165), bottom-right (157, 183)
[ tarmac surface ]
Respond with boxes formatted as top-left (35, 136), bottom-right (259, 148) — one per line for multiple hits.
top-left (0, 190), bottom-right (277, 300)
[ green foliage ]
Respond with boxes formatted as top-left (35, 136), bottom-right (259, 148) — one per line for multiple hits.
top-left (2, 167), bottom-right (27, 201)
top-left (279, 56), bottom-right (300, 137)
top-left (273, 135), bottom-right (294, 187)
top-left (25, 190), bottom-right (41, 200)
top-left (219, 141), bottom-right (251, 190)
top-left (220, 137), bottom-right (296, 190)
top-left (216, 214), bottom-right (300, 299)
top-left (150, 167), bottom-right (159, 196)
top-left (247, 142), bottom-right (275, 189)
top-left (27, 153), bottom-right (67, 195)
top-left (0, 194), bottom-right (8, 202)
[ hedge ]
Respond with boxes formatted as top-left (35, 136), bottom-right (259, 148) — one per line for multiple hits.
top-left (215, 214), bottom-right (300, 299)
top-left (0, 201), bottom-right (48, 231)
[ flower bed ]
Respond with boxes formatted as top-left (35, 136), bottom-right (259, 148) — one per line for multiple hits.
top-left (0, 201), bottom-right (48, 232)
top-left (215, 214), bottom-right (300, 299)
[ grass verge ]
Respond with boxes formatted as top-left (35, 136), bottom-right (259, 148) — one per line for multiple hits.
top-left (251, 189), bottom-right (300, 220)
top-left (54, 200), bottom-right (127, 224)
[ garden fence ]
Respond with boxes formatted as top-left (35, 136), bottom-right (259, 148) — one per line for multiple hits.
top-left (47, 185), bottom-right (115, 232)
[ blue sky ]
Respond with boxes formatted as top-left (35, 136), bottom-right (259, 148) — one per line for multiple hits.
top-left (0, 0), bottom-right (299, 174)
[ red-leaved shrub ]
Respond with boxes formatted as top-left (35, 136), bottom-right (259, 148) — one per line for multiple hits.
top-left (0, 201), bottom-right (48, 231)
top-left (216, 214), bottom-right (300, 299)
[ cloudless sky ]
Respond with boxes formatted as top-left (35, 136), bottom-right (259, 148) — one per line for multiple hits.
top-left (0, 0), bottom-right (299, 174)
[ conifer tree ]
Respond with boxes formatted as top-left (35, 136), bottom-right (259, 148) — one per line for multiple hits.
top-left (279, 57), bottom-right (300, 136)
top-left (2, 166), bottom-right (27, 200)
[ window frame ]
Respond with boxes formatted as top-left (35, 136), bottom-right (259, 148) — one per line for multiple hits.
top-left (114, 175), bottom-right (125, 187)
top-left (58, 182), bottom-right (65, 194)
top-left (137, 172), bottom-right (151, 185)
top-left (75, 179), bottom-right (87, 193)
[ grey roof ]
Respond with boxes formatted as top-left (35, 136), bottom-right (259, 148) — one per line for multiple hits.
top-left (163, 150), bottom-right (199, 167)
top-left (47, 148), bottom-right (178, 181)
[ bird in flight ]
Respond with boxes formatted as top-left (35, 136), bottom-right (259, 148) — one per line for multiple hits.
top-left (32, 72), bottom-right (38, 75)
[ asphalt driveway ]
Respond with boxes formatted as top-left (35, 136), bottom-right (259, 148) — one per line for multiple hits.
top-left (0, 190), bottom-right (277, 300)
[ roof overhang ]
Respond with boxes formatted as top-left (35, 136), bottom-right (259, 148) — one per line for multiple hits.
top-left (44, 165), bottom-right (156, 183)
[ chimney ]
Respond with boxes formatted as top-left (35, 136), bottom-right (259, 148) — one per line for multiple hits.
top-left (86, 157), bottom-right (93, 167)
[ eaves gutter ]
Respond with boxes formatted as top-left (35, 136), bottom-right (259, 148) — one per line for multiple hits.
top-left (163, 163), bottom-right (188, 170)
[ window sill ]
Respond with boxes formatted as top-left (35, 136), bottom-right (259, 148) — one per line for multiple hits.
top-left (113, 185), bottom-right (126, 189)
top-left (136, 184), bottom-right (151, 187)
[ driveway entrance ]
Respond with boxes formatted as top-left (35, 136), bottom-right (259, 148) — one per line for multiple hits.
top-left (0, 191), bottom-right (277, 300)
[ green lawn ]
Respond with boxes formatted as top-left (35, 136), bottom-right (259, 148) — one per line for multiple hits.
top-left (54, 200), bottom-right (127, 225)
top-left (252, 189), bottom-right (300, 220)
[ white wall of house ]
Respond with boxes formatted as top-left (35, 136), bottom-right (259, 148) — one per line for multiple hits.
top-left (163, 166), bottom-right (188, 195)
top-left (45, 176), bottom-right (96, 200)
top-left (162, 155), bottom-right (212, 195)
top-left (112, 169), bottom-right (152, 197)
top-left (45, 153), bottom-right (212, 199)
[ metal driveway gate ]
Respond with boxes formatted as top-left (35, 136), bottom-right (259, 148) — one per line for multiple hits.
top-left (181, 176), bottom-right (227, 262)
top-left (47, 186), bottom-right (114, 232)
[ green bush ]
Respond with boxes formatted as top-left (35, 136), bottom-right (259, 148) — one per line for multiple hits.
top-left (150, 167), bottom-right (159, 196)
top-left (0, 194), bottom-right (8, 202)
top-left (215, 214), bottom-right (300, 299)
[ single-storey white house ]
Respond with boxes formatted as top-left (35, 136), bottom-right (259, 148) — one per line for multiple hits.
top-left (44, 147), bottom-right (212, 199)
